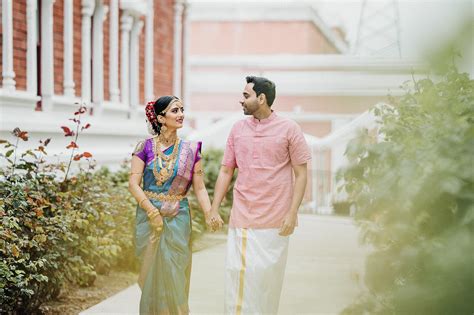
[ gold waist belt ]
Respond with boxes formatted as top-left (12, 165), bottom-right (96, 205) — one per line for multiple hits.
top-left (144, 191), bottom-right (185, 202)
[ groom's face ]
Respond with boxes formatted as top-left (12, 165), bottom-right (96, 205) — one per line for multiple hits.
top-left (240, 83), bottom-right (259, 116)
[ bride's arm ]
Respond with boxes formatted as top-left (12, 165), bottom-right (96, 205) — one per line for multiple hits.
top-left (192, 160), bottom-right (223, 230)
top-left (128, 156), bottom-right (162, 226)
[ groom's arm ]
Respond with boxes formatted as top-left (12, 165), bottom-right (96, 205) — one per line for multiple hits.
top-left (279, 163), bottom-right (308, 236)
top-left (211, 165), bottom-right (235, 211)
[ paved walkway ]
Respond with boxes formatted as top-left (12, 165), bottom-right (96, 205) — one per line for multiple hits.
top-left (80, 214), bottom-right (369, 315)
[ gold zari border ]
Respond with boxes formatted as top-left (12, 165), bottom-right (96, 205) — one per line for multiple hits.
top-left (236, 228), bottom-right (248, 315)
top-left (144, 190), bottom-right (185, 202)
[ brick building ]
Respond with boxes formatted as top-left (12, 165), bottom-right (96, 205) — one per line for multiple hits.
top-left (0, 0), bottom-right (184, 165)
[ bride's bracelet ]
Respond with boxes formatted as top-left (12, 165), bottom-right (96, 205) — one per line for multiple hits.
top-left (148, 210), bottom-right (161, 219)
top-left (139, 198), bottom-right (160, 218)
top-left (138, 197), bottom-right (148, 208)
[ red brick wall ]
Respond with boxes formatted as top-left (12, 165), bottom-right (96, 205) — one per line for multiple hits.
top-left (53, 1), bottom-right (64, 95)
top-left (12, 0), bottom-right (28, 91)
top-left (1, 0), bottom-right (175, 99)
top-left (153, 0), bottom-right (175, 98)
top-left (73, 0), bottom-right (82, 96)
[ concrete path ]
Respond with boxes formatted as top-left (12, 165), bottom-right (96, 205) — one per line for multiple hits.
top-left (80, 214), bottom-right (369, 315)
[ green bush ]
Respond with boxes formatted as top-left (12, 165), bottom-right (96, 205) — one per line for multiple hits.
top-left (0, 160), bottom-right (137, 313)
top-left (61, 166), bottom-right (138, 283)
top-left (1, 172), bottom-right (70, 313)
top-left (0, 120), bottom-right (137, 313)
top-left (339, 67), bottom-right (473, 314)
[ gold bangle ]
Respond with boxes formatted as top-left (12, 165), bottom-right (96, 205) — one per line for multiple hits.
top-left (139, 198), bottom-right (148, 208)
top-left (193, 169), bottom-right (204, 176)
top-left (149, 210), bottom-right (160, 219)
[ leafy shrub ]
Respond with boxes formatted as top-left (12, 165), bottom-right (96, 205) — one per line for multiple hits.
top-left (0, 160), bottom-right (137, 313)
top-left (1, 172), bottom-right (70, 313)
top-left (0, 107), bottom-right (137, 313)
top-left (339, 67), bottom-right (473, 314)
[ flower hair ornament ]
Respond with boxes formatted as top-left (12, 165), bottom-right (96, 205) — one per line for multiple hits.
top-left (145, 101), bottom-right (159, 135)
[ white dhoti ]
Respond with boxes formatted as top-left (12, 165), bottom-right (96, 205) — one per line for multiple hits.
top-left (225, 228), bottom-right (289, 315)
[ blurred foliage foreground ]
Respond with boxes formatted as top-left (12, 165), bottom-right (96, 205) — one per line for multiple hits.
top-left (0, 121), bottom-right (233, 314)
top-left (339, 67), bottom-right (473, 314)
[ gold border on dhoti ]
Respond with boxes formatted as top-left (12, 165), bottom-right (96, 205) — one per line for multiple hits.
top-left (236, 228), bottom-right (248, 315)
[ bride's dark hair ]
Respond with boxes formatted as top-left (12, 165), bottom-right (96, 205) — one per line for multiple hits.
top-left (145, 95), bottom-right (179, 135)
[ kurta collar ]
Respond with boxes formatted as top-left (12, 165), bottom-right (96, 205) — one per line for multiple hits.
top-left (251, 111), bottom-right (277, 125)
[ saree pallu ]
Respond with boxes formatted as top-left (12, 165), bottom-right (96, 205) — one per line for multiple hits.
top-left (134, 139), bottom-right (201, 315)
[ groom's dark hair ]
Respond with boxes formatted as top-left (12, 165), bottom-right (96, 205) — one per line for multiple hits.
top-left (246, 76), bottom-right (276, 106)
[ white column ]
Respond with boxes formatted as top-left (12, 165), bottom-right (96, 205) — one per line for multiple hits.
top-left (63, 0), bottom-right (75, 96)
top-left (144, 0), bottom-right (154, 102)
top-left (81, 0), bottom-right (95, 105)
top-left (2, 0), bottom-right (16, 91)
top-left (40, 0), bottom-right (55, 110)
top-left (120, 13), bottom-right (133, 107)
top-left (173, 0), bottom-right (185, 97)
top-left (26, 0), bottom-right (38, 94)
top-left (92, 1), bottom-right (108, 111)
top-left (130, 18), bottom-right (144, 113)
top-left (109, 0), bottom-right (120, 102)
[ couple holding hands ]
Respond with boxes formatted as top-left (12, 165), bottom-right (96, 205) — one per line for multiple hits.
top-left (128, 76), bottom-right (310, 315)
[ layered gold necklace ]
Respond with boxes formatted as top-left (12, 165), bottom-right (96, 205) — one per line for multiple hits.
top-left (152, 136), bottom-right (180, 186)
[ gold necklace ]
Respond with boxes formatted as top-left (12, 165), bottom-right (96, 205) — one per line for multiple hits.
top-left (152, 137), bottom-right (180, 186)
top-left (155, 143), bottom-right (174, 161)
top-left (154, 136), bottom-right (180, 162)
top-left (158, 131), bottom-right (177, 148)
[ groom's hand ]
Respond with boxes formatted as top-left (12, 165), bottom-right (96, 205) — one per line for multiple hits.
top-left (279, 212), bottom-right (297, 236)
top-left (205, 208), bottom-right (224, 232)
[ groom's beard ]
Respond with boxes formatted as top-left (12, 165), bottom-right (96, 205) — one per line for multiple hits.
top-left (242, 104), bottom-right (256, 116)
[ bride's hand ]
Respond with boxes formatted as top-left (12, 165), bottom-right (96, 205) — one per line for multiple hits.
top-left (205, 209), bottom-right (224, 232)
top-left (149, 211), bottom-right (164, 232)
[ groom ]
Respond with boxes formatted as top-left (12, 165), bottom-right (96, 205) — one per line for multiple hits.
top-left (212, 76), bottom-right (311, 314)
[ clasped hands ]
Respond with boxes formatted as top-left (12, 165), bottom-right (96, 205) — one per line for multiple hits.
top-left (204, 207), bottom-right (224, 232)
top-left (148, 207), bottom-right (223, 233)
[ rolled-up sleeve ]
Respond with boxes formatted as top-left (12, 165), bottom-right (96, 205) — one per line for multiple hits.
top-left (222, 125), bottom-right (237, 168)
top-left (288, 123), bottom-right (311, 166)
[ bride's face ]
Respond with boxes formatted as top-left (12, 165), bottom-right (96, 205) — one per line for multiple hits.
top-left (160, 101), bottom-right (185, 130)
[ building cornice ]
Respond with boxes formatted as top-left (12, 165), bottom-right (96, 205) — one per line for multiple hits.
top-left (189, 55), bottom-right (424, 72)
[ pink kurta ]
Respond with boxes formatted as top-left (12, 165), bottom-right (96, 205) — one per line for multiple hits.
top-left (222, 112), bottom-right (311, 228)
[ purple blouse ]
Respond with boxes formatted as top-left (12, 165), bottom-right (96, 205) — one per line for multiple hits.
top-left (132, 138), bottom-right (201, 166)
